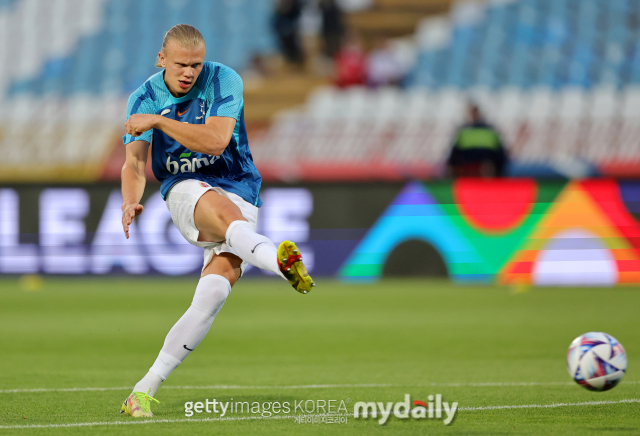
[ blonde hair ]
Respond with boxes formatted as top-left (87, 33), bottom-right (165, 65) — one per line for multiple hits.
top-left (155, 24), bottom-right (205, 67)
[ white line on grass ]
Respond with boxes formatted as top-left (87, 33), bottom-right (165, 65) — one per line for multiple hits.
top-left (422, 381), bottom-right (587, 387)
top-left (1, 399), bottom-right (638, 430)
top-left (0, 387), bottom-right (132, 393)
top-left (0, 384), bottom-right (398, 394)
top-left (1, 380), bottom-right (637, 394)
top-left (165, 383), bottom-right (399, 391)
top-left (459, 398), bottom-right (640, 411)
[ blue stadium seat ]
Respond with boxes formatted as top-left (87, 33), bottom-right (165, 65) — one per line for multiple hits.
top-left (0, 0), bottom-right (18, 10)
top-left (7, 0), bottom-right (276, 97)
top-left (410, 0), bottom-right (640, 91)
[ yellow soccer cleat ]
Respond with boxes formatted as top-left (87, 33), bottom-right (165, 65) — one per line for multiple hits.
top-left (278, 241), bottom-right (315, 294)
top-left (120, 390), bottom-right (159, 417)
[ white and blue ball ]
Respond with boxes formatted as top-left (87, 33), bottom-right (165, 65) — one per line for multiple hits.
top-left (567, 332), bottom-right (627, 391)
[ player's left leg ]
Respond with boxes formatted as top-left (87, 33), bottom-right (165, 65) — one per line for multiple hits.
top-left (121, 254), bottom-right (240, 417)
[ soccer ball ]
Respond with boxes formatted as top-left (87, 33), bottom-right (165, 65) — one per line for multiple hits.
top-left (567, 332), bottom-right (627, 391)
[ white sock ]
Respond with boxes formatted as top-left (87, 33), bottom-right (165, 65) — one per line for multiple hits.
top-left (133, 275), bottom-right (231, 395)
top-left (225, 220), bottom-right (284, 278)
top-left (133, 371), bottom-right (163, 397)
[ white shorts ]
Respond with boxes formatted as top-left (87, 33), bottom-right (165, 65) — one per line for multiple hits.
top-left (165, 179), bottom-right (259, 274)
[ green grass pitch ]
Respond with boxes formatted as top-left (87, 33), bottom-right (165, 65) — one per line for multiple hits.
top-left (0, 277), bottom-right (638, 435)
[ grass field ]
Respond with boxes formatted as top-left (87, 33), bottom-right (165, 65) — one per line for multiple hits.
top-left (0, 276), bottom-right (638, 435)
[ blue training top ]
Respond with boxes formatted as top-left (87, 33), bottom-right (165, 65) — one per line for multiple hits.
top-left (123, 62), bottom-right (262, 207)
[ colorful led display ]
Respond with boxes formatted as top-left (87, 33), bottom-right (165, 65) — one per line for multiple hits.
top-left (339, 180), bottom-right (640, 286)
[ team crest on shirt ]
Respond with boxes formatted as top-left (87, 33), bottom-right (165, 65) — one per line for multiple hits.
top-left (196, 102), bottom-right (205, 120)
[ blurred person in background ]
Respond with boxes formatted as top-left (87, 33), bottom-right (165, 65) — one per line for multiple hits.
top-left (447, 103), bottom-right (508, 177)
top-left (366, 37), bottom-right (405, 87)
top-left (120, 24), bottom-right (314, 418)
top-left (334, 31), bottom-right (367, 87)
top-left (241, 53), bottom-right (269, 90)
top-left (273, 0), bottom-right (305, 67)
top-left (319, 0), bottom-right (345, 58)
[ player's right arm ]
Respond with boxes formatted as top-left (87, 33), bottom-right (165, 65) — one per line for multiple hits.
top-left (121, 140), bottom-right (149, 239)
top-left (121, 83), bottom-right (156, 238)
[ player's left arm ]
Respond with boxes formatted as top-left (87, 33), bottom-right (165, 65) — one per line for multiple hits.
top-left (125, 115), bottom-right (235, 156)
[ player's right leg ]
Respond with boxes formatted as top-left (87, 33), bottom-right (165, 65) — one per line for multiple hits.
top-left (194, 189), bottom-right (315, 293)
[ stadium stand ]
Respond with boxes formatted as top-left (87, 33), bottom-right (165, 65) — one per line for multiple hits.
top-left (1, 0), bottom-right (639, 182)
top-left (252, 0), bottom-right (640, 180)
top-left (0, 0), bottom-right (276, 181)
top-left (6, 0), bottom-right (274, 97)
top-left (347, 0), bottom-right (452, 41)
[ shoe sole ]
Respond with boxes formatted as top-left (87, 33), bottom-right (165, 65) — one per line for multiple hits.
top-left (278, 241), bottom-right (315, 294)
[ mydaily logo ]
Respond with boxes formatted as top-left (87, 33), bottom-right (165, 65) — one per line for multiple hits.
top-left (353, 394), bottom-right (458, 425)
top-left (166, 152), bottom-right (220, 174)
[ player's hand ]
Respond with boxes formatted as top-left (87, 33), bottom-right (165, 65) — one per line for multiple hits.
top-left (122, 203), bottom-right (144, 239)
top-left (125, 114), bottom-right (158, 137)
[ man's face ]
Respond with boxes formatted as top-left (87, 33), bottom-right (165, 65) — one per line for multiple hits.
top-left (468, 106), bottom-right (480, 123)
top-left (158, 40), bottom-right (206, 97)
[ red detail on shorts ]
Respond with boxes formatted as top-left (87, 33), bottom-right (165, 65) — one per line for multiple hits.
top-left (200, 182), bottom-right (209, 188)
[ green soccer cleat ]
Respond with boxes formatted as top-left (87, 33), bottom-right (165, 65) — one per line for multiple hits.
top-left (120, 390), bottom-right (159, 417)
top-left (278, 240), bottom-right (315, 294)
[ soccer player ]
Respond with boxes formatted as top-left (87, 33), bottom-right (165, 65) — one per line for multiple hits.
top-left (119, 24), bottom-right (314, 417)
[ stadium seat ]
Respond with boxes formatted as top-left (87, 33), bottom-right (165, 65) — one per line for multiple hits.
top-left (250, 0), bottom-right (640, 178)
top-left (0, 0), bottom-right (277, 175)
top-left (1, 0), bottom-right (638, 180)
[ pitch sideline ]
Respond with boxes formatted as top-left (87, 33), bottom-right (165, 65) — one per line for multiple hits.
top-left (2, 380), bottom-right (637, 394)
